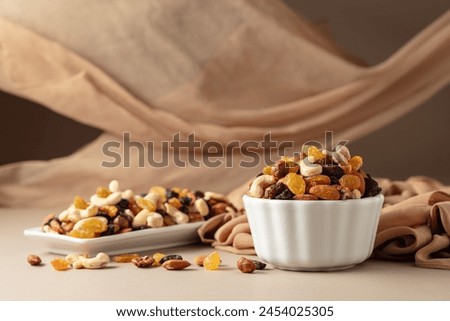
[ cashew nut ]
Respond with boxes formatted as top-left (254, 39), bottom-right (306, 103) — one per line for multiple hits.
top-left (204, 191), bottom-right (228, 202)
top-left (65, 254), bottom-right (88, 269)
top-left (108, 180), bottom-right (120, 193)
top-left (248, 175), bottom-right (276, 198)
top-left (144, 192), bottom-right (162, 208)
top-left (146, 213), bottom-right (164, 228)
top-left (352, 189), bottom-right (362, 199)
top-left (121, 189), bottom-right (134, 200)
top-left (300, 159), bottom-right (322, 177)
top-left (58, 209), bottom-right (73, 222)
top-left (81, 204), bottom-right (99, 218)
top-left (194, 198), bottom-right (209, 216)
top-left (124, 209), bottom-right (135, 218)
top-left (132, 209), bottom-right (157, 228)
top-left (333, 145), bottom-right (351, 164)
top-left (90, 191), bottom-right (122, 206)
top-left (81, 252), bottom-right (110, 269)
top-left (165, 204), bottom-right (189, 224)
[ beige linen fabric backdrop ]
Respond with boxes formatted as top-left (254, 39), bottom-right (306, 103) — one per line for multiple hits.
top-left (0, 0), bottom-right (449, 209)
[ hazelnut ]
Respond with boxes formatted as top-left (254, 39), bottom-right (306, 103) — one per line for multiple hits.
top-left (237, 257), bottom-right (256, 273)
top-left (27, 254), bottom-right (42, 266)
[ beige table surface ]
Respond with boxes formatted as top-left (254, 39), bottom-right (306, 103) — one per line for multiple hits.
top-left (2, 208), bottom-right (449, 301)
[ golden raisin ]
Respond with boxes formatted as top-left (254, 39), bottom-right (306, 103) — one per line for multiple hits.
top-left (149, 186), bottom-right (167, 202)
top-left (69, 229), bottom-right (96, 239)
top-left (305, 175), bottom-right (331, 192)
top-left (101, 205), bottom-right (118, 218)
top-left (348, 156), bottom-right (363, 172)
top-left (286, 161), bottom-right (300, 174)
top-left (79, 218), bottom-right (108, 233)
top-left (309, 185), bottom-right (340, 200)
top-left (152, 252), bottom-right (166, 266)
top-left (168, 197), bottom-right (182, 209)
top-left (113, 253), bottom-right (140, 263)
top-left (353, 172), bottom-right (366, 195)
top-left (339, 164), bottom-right (352, 174)
top-left (73, 196), bottom-right (88, 210)
top-left (171, 187), bottom-right (182, 194)
top-left (262, 165), bottom-right (272, 175)
top-left (284, 173), bottom-right (306, 195)
top-left (96, 186), bottom-right (111, 198)
top-left (178, 188), bottom-right (190, 198)
top-left (307, 146), bottom-right (325, 161)
top-left (51, 258), bottom-right (71, 271)
top-left (203, 251), bottom-right (221, 270)
top-left (339, 174), bottom-right (361, 191)
top-left (305, 175), bottom-right (331, 186)
top-left (136, 198), bottom-right (156, 212)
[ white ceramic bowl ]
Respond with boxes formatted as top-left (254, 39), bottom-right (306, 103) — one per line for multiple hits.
top-left (243, 194), bottom-right (384, 271)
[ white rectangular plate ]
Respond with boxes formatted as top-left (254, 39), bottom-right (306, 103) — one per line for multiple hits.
top-left (24, 222), bottom-right (203, 256)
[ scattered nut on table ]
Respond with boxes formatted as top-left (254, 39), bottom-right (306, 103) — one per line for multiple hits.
top-left (237, 257), bottom-right (256, 273)
top-left (132, 256), bottom-right (155, 268)
top-left (162, 259), bottom-right (191, 270)
top-left (27, 254), bottom-right (42, 266)
top-left (194, 255), bottom-right (207, 266)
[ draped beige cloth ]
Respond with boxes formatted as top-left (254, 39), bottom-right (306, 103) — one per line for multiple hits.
top-left (0, 0), bottom-right (449, 210)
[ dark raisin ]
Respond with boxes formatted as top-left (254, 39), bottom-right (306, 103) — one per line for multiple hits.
top-left (179, 205), bottom-right (189, 214)
top-left (252, 260), bottom-right (267, 270)
top-left (96, 213), bottom-right (113, 224)
top-left (117, 198), bottom-right (129, 210)
top-left (274, 188), bottom-right (294, 200)
top-left (194, 190), bottom-right (205, 198)
top-left (101, 224), bottom-right (117, 236)
top-left (330, 176), bottom-right (340, 185)
top-left (264, 182), bottom-right (287, 199)
top-left (271, 160), bottom-right (289, 180)
top-left (363, 176), bottom-right (382, 197)
top-left (163, 214), bottom-right (176, 226)
top-left (120, 212), bottom-right (134, 225)
top-left (179, 196), bottom-right (192, 206)
top-left (166, 190), bottom-right (179, 199)
top-left (159, 254), bottom-right (183, 265)
top-left (156, 208), bottom-right (166, 216)
top-left (322, 164), bottom-right (344, 178)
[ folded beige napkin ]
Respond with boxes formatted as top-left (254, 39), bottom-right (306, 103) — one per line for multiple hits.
top-left (198, 210), bottom-right (256, 255)
top-left (374, 177), bottom-right (450, 270)
top-left (199, 176), bottom-right (450, 269)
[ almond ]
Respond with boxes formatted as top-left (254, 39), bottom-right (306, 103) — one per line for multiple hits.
top-left (162, 259), bottom-right (191, 270)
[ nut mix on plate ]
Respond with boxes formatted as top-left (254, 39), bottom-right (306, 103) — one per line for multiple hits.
top-left (248, 145), bottom-right (381, 200)
top-left (41, 180), bottom-right (236, 238)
